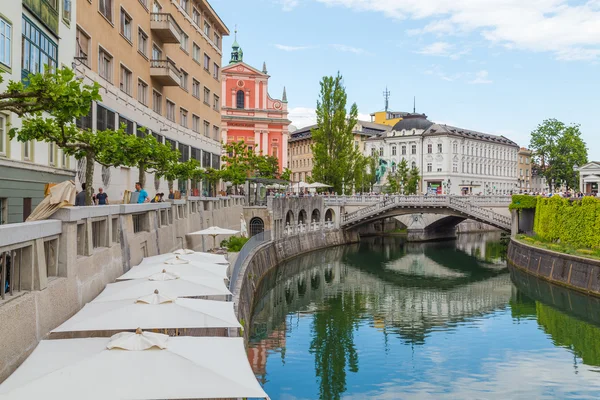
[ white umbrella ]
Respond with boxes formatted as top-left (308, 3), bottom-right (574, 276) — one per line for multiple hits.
top-left (117, 261), bottom-right (228, 281)
top-left (0, 335), bottom-right (269, 400)
top-left (139, 252), bottom-right (228, 265)
top-left (51, 296), bottom-right (241, 334)
top-left (92, 276), bottom-right (231, 303)
top-left (308, 182), bottom-right (332, 188)
top-left (189, 226), bottom-right (240, 250)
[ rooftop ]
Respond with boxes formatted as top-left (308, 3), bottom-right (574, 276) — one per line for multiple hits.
top-left (289, 120), bottom-right (390, 143)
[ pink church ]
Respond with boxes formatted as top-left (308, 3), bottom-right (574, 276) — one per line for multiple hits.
top-left (220, 35), bottom-right (290, 173)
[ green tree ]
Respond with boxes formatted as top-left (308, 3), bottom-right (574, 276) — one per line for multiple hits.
top-left (312, 73), bottom-right (358, 194)
top-left (127, 132), bottom-right (180, 189)
top-left (281, 168), bottom-right (292, 182)
top-left (159, 158), bottom-right (202, 195)
top-left (251, 154), bottom-right (279, 179)
top-left (397, 159), bottom-right (410, 194)
top-left (7, 68), bottom-right (137, 205)
top-left (530, 119), bottom-right (588, 191)
top-left (221, 141), bottom-right (253, 194)
top-left (405, 166), bottom-right (421, 195)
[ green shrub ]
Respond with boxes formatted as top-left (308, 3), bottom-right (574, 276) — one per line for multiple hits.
top-left (509, 194), bottom-right (539, 210)
top-left (533, 196), bottom-right (600, 249)
top-left (220, 236), bottom-right (249, 252)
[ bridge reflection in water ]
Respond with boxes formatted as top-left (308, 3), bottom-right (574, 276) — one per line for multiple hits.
top-left (248, 235), bottom-right (600, 400)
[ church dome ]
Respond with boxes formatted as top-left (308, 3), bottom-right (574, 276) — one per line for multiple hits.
top-left (392, 113), bottom-right (433, 132)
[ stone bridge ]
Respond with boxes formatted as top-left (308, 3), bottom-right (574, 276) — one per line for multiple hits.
top-left (332, 195), bottom-right (511, 241)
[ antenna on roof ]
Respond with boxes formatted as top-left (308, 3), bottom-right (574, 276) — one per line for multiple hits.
top-left (383, 87), bottom-right (391, 112)
top-left (413, 96), bottom-right (416, 113)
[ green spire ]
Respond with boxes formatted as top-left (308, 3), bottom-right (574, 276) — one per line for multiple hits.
top-left (229, 27), bottom-right (243, 64)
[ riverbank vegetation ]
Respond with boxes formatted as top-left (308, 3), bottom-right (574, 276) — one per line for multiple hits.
top-left (516, 234), bottom-right (600, 260)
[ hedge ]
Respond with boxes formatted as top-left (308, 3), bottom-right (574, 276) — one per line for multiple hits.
top-left (509, 194), bottom-right (539, 210)
top-left (533, 196), bottom-right (600, 249)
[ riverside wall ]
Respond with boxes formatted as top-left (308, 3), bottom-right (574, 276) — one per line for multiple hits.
top-left (0, 196), bottom-right (244, 382)
top-left (232, 229), bottom-right (359, 340)
top-left (507, 239), bottom-right (600, 297)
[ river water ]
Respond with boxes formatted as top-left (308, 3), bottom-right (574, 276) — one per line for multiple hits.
top-left (247, 233), bottom-right (600, 400)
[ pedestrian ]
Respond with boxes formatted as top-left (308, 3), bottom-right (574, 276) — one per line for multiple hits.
top-left (96, 187), bottom-right (108, 205)
top-left (135, 182), bottom-right (149, 203)
top-left (75, 183), bottom-right (86, 206)
top-left (168, 189), bottom-right (175, 199)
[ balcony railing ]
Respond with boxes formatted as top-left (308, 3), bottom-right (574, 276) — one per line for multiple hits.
top-left (150, 59), bottom-right (181, 86)
top-left (150, 13), bottom-right (181, 43)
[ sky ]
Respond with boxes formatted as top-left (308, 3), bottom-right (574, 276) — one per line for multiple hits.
top-left (211, 0), bottom-right (600, 160)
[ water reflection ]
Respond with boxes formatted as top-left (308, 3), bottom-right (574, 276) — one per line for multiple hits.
top-left (248, 234), bottom-right (600, 400)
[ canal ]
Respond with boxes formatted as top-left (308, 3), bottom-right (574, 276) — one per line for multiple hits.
top-left (247, 233), bottom-right (600, 399)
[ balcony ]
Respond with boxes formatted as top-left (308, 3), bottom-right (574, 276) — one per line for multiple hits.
top-left (23, 0), bottom-right (59, 36)
top-left (150, 59), bottom-right (181, 86)
top-left (150, 13), bottom-right (181, 44)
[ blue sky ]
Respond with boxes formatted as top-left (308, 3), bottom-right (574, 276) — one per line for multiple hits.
top-left (212, 0), bottom-right (600, 160)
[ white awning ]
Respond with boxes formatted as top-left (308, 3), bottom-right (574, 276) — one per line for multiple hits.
top-left (52, 298), bottom-right (241, 333)
top-left (0, 336), bottom-right (268, 399)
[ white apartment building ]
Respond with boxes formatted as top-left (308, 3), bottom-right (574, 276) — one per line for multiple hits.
top-left (365, 113), bottom-right (520, 195)
top-left (0, 0), bottom-right (78, 224)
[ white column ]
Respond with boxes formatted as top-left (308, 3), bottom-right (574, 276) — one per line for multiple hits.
top-left (245, 91), bottom-right (250, 110)
top-left (262, 131), bottom-right (269, 156)
top-left (281, 131), bottom-right (289, 173)
top-left (262, 80), bottom-right (267, 109)
top-left (254, 131), bottom-right (261, 153)
top-left (255, 80), bottom-right (259, 109)
top-left (231, 89), bottom-right (235, 109)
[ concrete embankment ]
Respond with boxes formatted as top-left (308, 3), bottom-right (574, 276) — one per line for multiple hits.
top-left (232, 229), bottom-right (359, 339)
top-left (508, 238), bottom-right (600, 297)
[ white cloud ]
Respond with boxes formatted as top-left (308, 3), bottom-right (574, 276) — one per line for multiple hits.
top-left (423, 64), bottom-right (462, 82)
top-left (279, 0), bottom-right (299, 11)
top-left (288, 108), bottom-right (373, 129)
top-left (314, 0), bottom-right (600, 60)
top-left (274, 44), bottom-right (314, 51)
top-left (470, 70), bottom-right (493, 84)
top-left (416, 42), bottom-right (470, 59)
top-left (330, 44), bottom-right (368, 55)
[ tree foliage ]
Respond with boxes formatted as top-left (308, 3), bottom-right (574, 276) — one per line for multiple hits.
top-left (386, 159), bottom-right (410, 194)
top-left (530, 119), bottom-right (588, 191)
top-left (280, 168), bottom-right (292, 182)
top-left (221, 141), bottom-right (253, 193)
top-left (312, 72), bottom-right (359, 194)
top-left (126, 131), bottom-right (180, 188)
top-left (405, 167), bottom-right (421, 195)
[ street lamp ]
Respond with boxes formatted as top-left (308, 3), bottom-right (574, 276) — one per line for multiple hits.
top-left (342, 177), bottom-right (345, 195)
top-left (573, 164), bottom-right (579, 193)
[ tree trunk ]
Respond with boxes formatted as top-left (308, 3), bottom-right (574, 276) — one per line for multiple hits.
top-left (138, 164), bottom-right (146, 189)
top-left (85, 153), bottom-right (95, 206)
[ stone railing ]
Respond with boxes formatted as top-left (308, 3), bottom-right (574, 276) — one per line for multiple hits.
top-left (341, 195), bottom-right (511, 231)
top-left (325, 194), bottom-right (512, 206)
top-left (282, 220), bottom-right (335, 236)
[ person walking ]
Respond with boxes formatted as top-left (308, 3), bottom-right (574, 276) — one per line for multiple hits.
top-left (75, 183), bottom-right (86, 206)
top-left (96, 188), bottom-right (108, 205)
top-left (135, 182), bottom-right (149, 203)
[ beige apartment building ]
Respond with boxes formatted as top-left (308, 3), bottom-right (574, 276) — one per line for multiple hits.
top-left (288, 121), bottom-right (390, 183)
top-left (75, 0), bottom-right (228, 198)
top-left (517, 147), bottom-right (532, 192)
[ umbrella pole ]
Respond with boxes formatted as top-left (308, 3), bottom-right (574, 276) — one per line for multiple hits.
top-left (213, 234), bottom-right (216, 251)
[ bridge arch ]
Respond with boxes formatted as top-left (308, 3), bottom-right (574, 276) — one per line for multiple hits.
top-left (285, 210), bottom-right (294, 226)
top-left (325, 208), bottom-right (335, 223)
top-left (298, 209), bottom-right (307, 225)
top-left (311, 209), bottom-right (321, 223)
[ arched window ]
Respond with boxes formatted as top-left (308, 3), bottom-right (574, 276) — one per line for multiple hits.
top-left (249, 217), bottom-right (264, 237)
top-left (236, 90), bottom-right (244, 109)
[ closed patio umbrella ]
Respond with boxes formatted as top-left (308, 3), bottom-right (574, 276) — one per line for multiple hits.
top-left (0, 333), bottom-right (269, 400)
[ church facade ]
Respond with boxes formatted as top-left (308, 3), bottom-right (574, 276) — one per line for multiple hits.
top-left (220, 36), bottom-right (291, 173)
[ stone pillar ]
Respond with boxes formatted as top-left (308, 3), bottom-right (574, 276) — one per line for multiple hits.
top-left (231, 89), bottom-right (235, 108)
top-left (511, 209), bottom-right (519, 237)
top-left (262, 132), bottom-right (269, 156)
top-left (254, 131), bottom-right (261, 154)
top-left (255, 80), bottom-right (259, 108)
top-left (281, 131), bottom-right (289, 173)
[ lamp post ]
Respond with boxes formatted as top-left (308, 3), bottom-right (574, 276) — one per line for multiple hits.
top-left (447, 179), bottom-right (452, 195)
top-left (573, 164), bottom-right (579, 194)
top-left (342, 177), bottom-right (345, 195)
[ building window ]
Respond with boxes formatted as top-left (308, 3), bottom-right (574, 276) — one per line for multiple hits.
top-left (453, 164), bottom-right (458, 173)
top-left (120, 65), bottom-right (132, 95)
top-left (192, 79), bottom-right (200, 98)
top-left (0, 19), bottom-right (11, 68)
top-left (437, 167), bottom-right (442, 172)
top-left (22, 17), bottom-right (58, 75)
top-left (166, 100), bottom-right (175, 121)
top-left (98, 47), bottom-right (113, 82)
top-left (204, 21), bottom-right (210, 36)
top-left (411, 161), bottom-right (416, 169)
top-left (411, 145), bottom-right (416, 155)
top-left (118, 116), bottom-right (134, 135)
top-left (96, 105), bottom-right (115, 131)
top-left (203, 87), bottom-right (210, 104)
top-left (213, 126), bottom-right (219, 141)
top-left (203, 121), bottom-right (210, 137)
top-left (152, 0), bottom-right (162, 12)
top-left (75, 27), bottom-right (89, 67)
top-left (453, 143), bottom-right (458, 153)
top-left (23, 141), bottom-right (31, 161)
top-left (192, 8), bottom-right (200, 25)
top-left (401, 145), bottom-right (406, 155)
top-left (152, 44), bottom-right (162, 60)
top-left (152, 90), bottom-right (162, 114)
top-left (427, 163), bottom-right (432, 172)
top-left (192, 115), bottom-right (200, 132)
top-left (180, 31), bottom-right (188, 52)
top-left (99, 0), bottom-right (113, 22)
top-left (391, 146), bottom-right (396, 156)
top-left (120, 8), bottom-right (132, 42)
top-left (379, 147), bottom-right (383, 156)
top-left (138, 28), bottom-right (148, 57)
top-left (76, 104), bottom-right (93, 130)
top-left (49, 142), bottom-right (55, 165)
top-left (192, 43), bottom-right (200, 62)
top-left (213, 95), bottom-right (219, 110)
top-left (137, 79), bottom-right (148, 105)
top-left (438, 143), bottom-right (443, 153)
top-left (213, 63), bottom-right (219, 80)
top-left (180, 0), bottom-right (189, 13)
top-left (0, 114), bottom-right (6, 155)
top-left (179, 108), bottom-right (188, 128)
top-left (180, 69), bottom-right (188, 91)
top-left (236, 90), bottom-right (244, 108)
top-left (427, 144), bottom-right (432, 153)
top-left (203, 53), bottom-right (210, 70)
